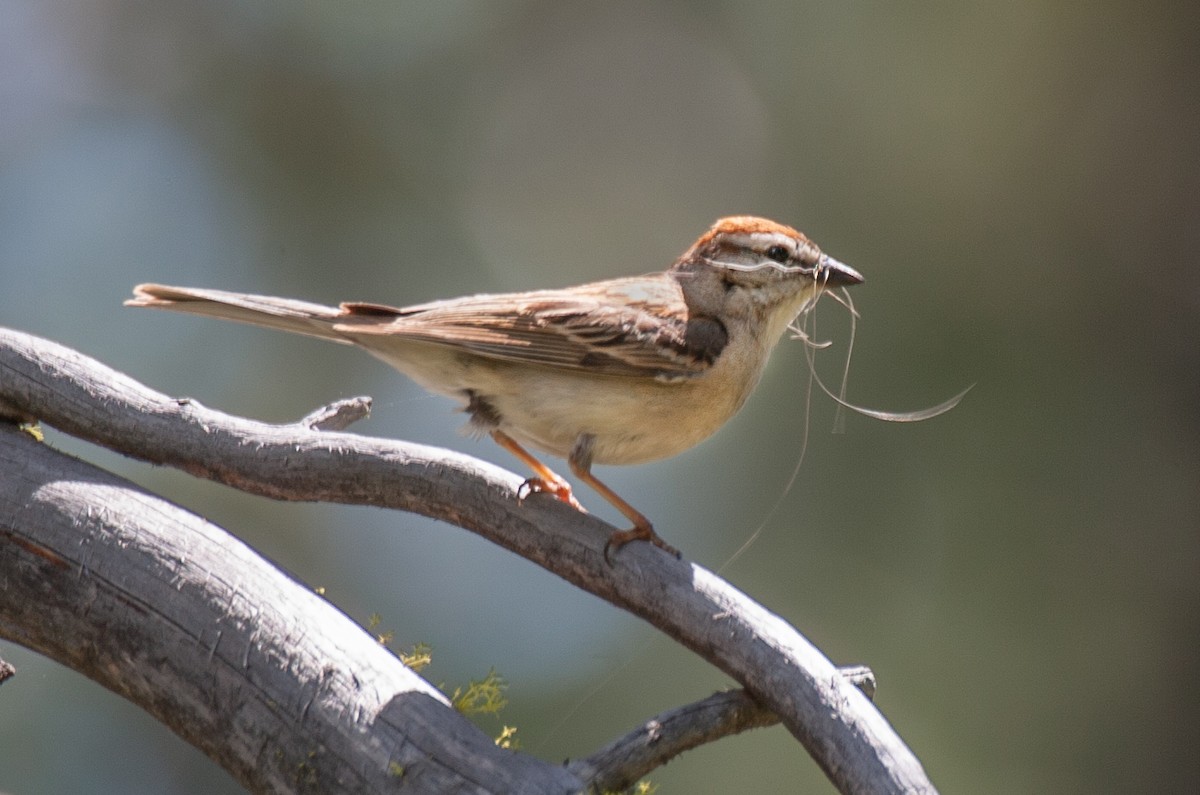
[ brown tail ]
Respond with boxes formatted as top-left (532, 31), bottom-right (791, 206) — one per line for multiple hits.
top-left (126, 284), bottom-right (353, 344)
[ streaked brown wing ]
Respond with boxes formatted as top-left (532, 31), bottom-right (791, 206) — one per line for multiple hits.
top-left (334, 276), bottom-right (714, 379)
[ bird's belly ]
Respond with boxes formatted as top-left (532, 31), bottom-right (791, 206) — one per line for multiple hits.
top-left (477, 366), bottom-right (750, 466)
top-left (361, 339), bottom-right (763, 466)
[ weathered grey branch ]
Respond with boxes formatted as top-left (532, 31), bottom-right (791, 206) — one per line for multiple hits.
top-left (0, 422), bottom-right (579, 793)
top-left (571, 669), bottom-right (878, 791)
top-left (298, 395), bottom-right (373, 430)
top-left (0, 327), bottom-right (937, 794)
top-left (570, 689), bottom-right (778, 791)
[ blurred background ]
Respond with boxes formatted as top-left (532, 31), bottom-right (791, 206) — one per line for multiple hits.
top-left (2, 1), bottom-right (1197, 792)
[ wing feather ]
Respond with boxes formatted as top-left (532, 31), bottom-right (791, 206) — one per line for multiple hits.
top-left (334, 276), bottom-right (713, 379)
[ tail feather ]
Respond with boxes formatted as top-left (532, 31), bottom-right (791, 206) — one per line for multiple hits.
top-left (126, 284), bottom-right (352, 343)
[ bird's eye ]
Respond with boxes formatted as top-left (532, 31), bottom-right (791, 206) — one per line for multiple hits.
top-left (765, 245), bottom-right (790, 264)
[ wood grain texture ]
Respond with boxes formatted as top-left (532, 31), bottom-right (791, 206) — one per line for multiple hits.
top-left (0, 326), bottom-right (935, 794)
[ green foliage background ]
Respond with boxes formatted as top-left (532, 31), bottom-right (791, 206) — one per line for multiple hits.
top-left (2, 2), bottom-right (1196, 792)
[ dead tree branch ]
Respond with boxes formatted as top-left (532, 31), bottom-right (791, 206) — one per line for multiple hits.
top-left (0, 327), bottom-right (936, 794)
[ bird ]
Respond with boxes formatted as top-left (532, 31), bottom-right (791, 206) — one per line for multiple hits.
top-left (127, 216), bottom-right (863, 558)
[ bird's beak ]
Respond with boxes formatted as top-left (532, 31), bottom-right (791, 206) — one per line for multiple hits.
top-left (818, 254), bottom-right (864, 286)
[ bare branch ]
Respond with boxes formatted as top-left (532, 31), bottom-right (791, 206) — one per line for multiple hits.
top-left (0, 327), bottom-right (937, 794)
top-left (570, 689), bottom-right (777, 791)
top-left (297, 395), bottom-right (373, 431)
top-left (0, 423), bottom-right (581, 793)
top-left (571, 667), bottom-right (877, 791)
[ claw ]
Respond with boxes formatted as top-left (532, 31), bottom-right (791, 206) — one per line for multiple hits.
top-left (518, 476), bottom-right (585, 511)
top-left (603, 525), bottom-right (681, 565)
top-left (492, 428), bottom-right (682, 562)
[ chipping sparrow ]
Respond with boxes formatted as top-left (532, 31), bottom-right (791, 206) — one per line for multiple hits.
top-left (127, 216), bottom-right (863, 558)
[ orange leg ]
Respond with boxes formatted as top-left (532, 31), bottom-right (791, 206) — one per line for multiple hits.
top-left (492, 430), bottom-right (681, 561)
top-left (490, 430), bottom-right (583, 511)
top-left (569, 464), bottom-right (680, 562)
top-left (567, 435), bottom-right (680, 562)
